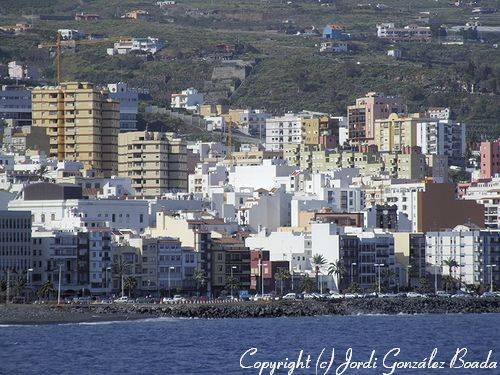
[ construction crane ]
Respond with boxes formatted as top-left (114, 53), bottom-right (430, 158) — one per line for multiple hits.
top-left (38, 32), bottom-right (129, 83)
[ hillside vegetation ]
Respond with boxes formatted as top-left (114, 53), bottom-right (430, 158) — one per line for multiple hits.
top-left (0, 0), bottom-right (499, 139)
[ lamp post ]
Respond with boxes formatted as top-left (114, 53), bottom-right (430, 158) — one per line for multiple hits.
top-left (406, 265), bottom-right (412, 290)
top-left (168, 266), bottom-right (175, 298)
top-left (104, 267), bottom-right (111, 297)
top-left (230, 266), bottom-right (237, 298)
top-left (374, 264), bottom-right (384, 294)
top-left (350, 262), bottom-right (357, 285)
top-left (486, 264), bottom-right (497, 292)
top-left (27, 268), bottom-right (33, 302)
top-left (57, 263), bottom-right (62, 305)
top-left (258, 259), bottom-right (264, 296)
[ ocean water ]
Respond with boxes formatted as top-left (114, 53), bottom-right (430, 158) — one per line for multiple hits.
top-left (0, 314), bottom-right (499, 374)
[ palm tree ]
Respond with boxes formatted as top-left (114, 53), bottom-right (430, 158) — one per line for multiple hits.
top-left (275, 269), bottom-right (290, 296)
top-left (443, 258), bottom-right (459, 291)
top-left (300, 275), bottom-right (315, 293)
top-left (14, 278), bottom-right (27, 298)
top-left (311, 254), bottom-right (326, 291)
top-left (193, 269), bottom-right (207, 297)
top-left (38, 280), bottom-right (55, 300)
top-left (382, 268), bottom-right (397, 291)
top-left (225, 276), bottom-right (240, 298)
top-left (37, 165), bottom-right (49, 181)
top-left (328, 260), bottom-right (346, 292)
top-left (124, 276), bottom-right (137, 298)
top-left (113, 256), bottom-right (130, 295)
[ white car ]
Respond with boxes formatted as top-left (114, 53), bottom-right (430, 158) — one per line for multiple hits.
top-left (282, 293), bottom-right (299, 300)
top-left (114, 296), bottom-right (129, 303)
top-left (406, 292), bottom-right (424, 298)
top-left (172, 295), bottom-right (186, 303)
top-left (436, 291), bottom-right (452, 298)
top-left (344, 293), bottom-right (359, 299)
top-left (328, 293), bottom-right (343, 300)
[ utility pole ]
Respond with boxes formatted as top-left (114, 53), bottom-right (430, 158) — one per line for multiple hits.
top-left (57, 264), bottom-right (62, 305)
top-left (6, 269), bottom-right (10, 304)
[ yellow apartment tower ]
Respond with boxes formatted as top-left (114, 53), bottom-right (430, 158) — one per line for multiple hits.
top-left (31, 82), bottom-right (119, 177)
top-left (118, 131), bottom-right (188, 197)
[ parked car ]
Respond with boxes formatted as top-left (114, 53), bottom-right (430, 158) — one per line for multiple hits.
top-left (344, 293), bottom-right (359, 299)
top-left (172, 295), bottom-right (187, 303)
top-left (436, 291), bottom-right (452, 298)
top-left (451, 291), bottom-right (472, 298)
top-left (282, 293), bottom-right (299, 300)
top-left (114, 296), bottom-right (130, 303)
top-left (406, 292), bottom-right (424, 298)
top-left (481, 291), bottom-right (499, 298)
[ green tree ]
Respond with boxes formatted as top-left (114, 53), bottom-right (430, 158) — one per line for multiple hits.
top-left (38, 280), bottom-right (55, 300)
top-left (417, 278), bottom-right (432, 294)
top-left (124, 276), bottom-right (137, 298)
top-left (113, 256), bottom-right (130, 295)
top-left (14, 278), bottom-right (27, 297)
top-left (311, 254), bottom-right (326, 291)
top-left (443, 258), bottom-right (459, 291)
top-left (300, 276), bottom-right (315, 293)
top-left (328, 260), bottom-right (346, 292)
top-left (275, 269), bottom-right (290, 296)
top-left (193, 269), bottom-right (207, 297)
top-left (226, 276), bottom-right (240, 298)
top-left (345, 282), bottom-right (361, 293)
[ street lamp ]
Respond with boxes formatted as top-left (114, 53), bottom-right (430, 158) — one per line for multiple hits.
top-left (486, 264), bottom-right (497, 292)
top-left (231, 266), bottom-right (237, 298)
top-left (350, 262), bottom-right (357, 285)
top-left (26, 268), bottom-right (34, 302)
top-left (57, 263), bottom-right (62, 305)
top-left (168, 266), bottom-right (175, 298)
top-left (374, 264), bottom-right (385, 294)
top-left (105, 267), bottom-right (111, 297)
top-left (406, 265), bottom-right (412, 290)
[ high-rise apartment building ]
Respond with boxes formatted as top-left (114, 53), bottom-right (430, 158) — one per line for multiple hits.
top-left (480, 139), bottom-right (500, 179)
top-left (301, 116), bottom-right (339, 151)
top-left (0, 210), bottom-right (32, 275)
top-left (373, 113), bottom-right (423, 152)
top-left (347, 92), bottom-right (404, 144)
top-left (32, 82), bottom-right (119, 177)
top-left (118, 131), bottom-right (188, 197)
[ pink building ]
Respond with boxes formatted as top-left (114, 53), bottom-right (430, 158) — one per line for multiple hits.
top-left (480, 140), bottom-right (500, 178)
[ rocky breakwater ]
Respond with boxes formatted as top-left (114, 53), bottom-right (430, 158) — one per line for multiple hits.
top-left (2, 298), bottom-right (500, 324)
top-left (85, 297), bottom-right (500, 319)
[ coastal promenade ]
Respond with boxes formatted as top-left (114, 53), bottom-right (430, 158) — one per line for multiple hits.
top-left (2, 298), bottom-right (500, 325)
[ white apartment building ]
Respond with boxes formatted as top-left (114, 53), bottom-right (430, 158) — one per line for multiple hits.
top-left (416, 119), bottom-right (466, 165)
top-left (462, 177), bottom-right (500, 229)
top-left (237, 109), bottom-right (271, 138)
top-left (107, 82), bottom-right (139, 131)
top-left (58, 29), bottom-right (85, 40)
top-left (8, 61), bottom-right (39, 80)
top-left (171, 88), bottom-right (204, 112)
top-left (9, 183), bottom-right (149, 232)
top-left (428, 107), bottom-right (450, 120)
top-left (228, 159), bottom-right (298, 191)
top-left (245, 228), bottom-right (311, 272)
top-left (426, 225), bottom-right (500, 287)
top-left (107, 37), bottom-right (164, 55)
top-left (265, 113), bottom-right (303, 151)
top-left (235, 187), bottom-right (291, 233)
top-left (376, 181), bottom-right (426, 232)
top-left (189, 163), bottom-right (228, 197)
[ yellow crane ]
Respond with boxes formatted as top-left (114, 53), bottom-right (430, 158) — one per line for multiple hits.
top-left (38, 32), bottom-right (130, 82)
